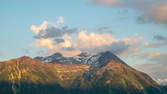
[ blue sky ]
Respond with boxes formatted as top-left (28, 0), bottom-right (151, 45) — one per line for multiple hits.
top-left (1, 0), bottom-right (167, 81)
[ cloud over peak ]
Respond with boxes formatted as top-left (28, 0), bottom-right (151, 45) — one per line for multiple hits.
top-left (30, 17), bottom-right (144, 57)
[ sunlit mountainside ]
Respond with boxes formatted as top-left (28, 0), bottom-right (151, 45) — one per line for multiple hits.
top-left (0, 51), bottom-right (165, 94)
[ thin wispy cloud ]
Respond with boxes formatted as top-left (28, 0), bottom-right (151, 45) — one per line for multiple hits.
top-left (135, 51), bottom-right (167, 82)
top-left (91, 0), bottom-right (167, 24)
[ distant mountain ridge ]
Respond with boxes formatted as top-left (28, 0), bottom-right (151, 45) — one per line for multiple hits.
top-left (0, 51), bottom-right (165, 94)
top-left (35, 51), bottom-right (126, 66)
top-left (35, 52), bottom-right (93, 65)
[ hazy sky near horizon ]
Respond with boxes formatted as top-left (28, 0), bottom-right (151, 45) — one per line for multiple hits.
top-left (0, 0), bottom-right (167, 81)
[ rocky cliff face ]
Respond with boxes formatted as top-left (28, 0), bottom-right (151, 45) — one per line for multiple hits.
top-left (0, 51), bottom-right (165, 94)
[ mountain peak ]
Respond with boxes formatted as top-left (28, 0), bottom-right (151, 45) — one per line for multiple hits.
top-left (3, 56), bottom-right (39, 65)
top-left (83, 51), bottom-right (128, 80)
top-left (85, 51), bottom-right (126, 68)
top-left (18, 56), bottom-right (40, 63)
top-left (99, 51), bottom-right (127, 65)
top-left (99, 51), bottom-right (121, 61)
top-left (19, 56), bottom-right (32, 60)
top-left (10, 56), bottom-right (34, 62)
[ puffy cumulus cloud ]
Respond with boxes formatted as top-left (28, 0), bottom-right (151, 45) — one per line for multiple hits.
top-left (30, 17), bottom-right (145, 57)
top-left (34, 37), bottom-right (81, 57)
top-left (34, 26), bottom-right (78, 39)
top-left (31, 21), bottom-right (49, 34)
top-left (30, 16), bottom-right (65, 34)
top-left (91, 0), bottom-right (167, 24)
top-left (30, 17), bottom-right (80, 56)
top-left (31, 19), bottom-right (144, 57)
top-left (34, 38), bottom-right (55, 49)
top-left (76, 31), bottom-right (117, 49)
top-left (117, 37), bottom-right (144, 56)
top-left (70, 31), bottom-right (143, 56)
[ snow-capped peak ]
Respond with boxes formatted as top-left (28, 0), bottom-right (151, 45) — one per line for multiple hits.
top-left (35, 51), bottom-right (125, 67)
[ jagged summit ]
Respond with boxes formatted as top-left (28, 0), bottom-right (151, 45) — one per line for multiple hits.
top-left (83, 51), bottom-right (128, 80)
top-left (99, 51), bottom-right (127, 65)
top-left (99, 51), bottom-right (118, 60)
top-left (35, 51), bottom-right (125, 65)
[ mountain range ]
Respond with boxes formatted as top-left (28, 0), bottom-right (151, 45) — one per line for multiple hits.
top-left (0, 51), bottom-right (166, 94)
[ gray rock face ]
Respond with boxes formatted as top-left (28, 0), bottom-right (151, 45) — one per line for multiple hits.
top-left (35, 51), bottom-right (127, 78)
top-left (35, 51), bottom-right (129, 82)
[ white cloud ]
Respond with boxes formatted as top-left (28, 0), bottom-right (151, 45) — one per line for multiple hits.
top-left (31, 27), bottom-right (144, 57)
top-left (30, 21), bottom-right (48, 34)
top-left (31, 16), bottom-right (65, 34)
top-left (30, 17), bottom-right (144, 57)
top-left (76, 31), bottom-right (117, 49)
top-left (34, 38), bottom-right (55, 49)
